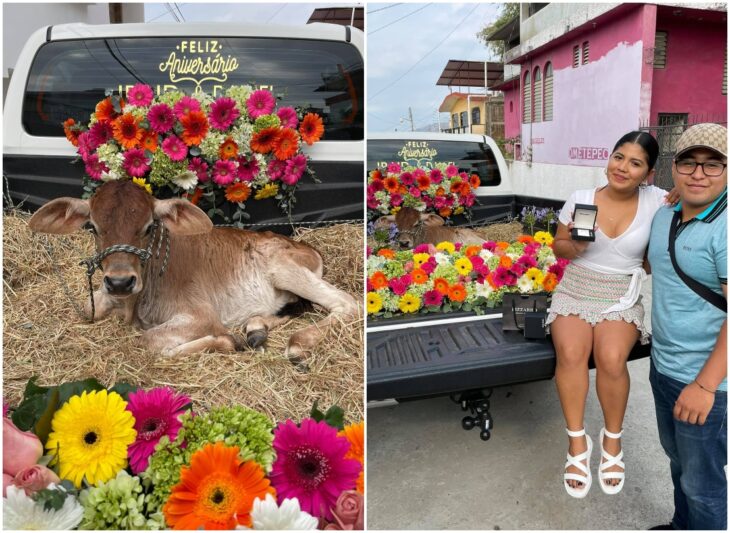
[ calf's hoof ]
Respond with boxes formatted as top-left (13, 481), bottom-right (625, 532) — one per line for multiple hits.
top-left (246, 329), bottom-right (268, 349)
top-left (285, 343), bottom-right (310, 372)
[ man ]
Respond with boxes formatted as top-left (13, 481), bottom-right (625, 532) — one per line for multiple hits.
top-left (647, 122), bottom-right (727, 530)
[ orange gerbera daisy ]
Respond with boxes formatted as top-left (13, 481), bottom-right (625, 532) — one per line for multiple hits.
top-left (250, 127), bottom-right (279, 154)
top-left (370, 271), bottom-right (388, 290)
top-left (470, 173), bottom-right (481, 189)
top-left (377, 248), bottom-right (396, 259)
top-left (435, 187), bottom-right (446, 197)
top-left (448, 284), bottom-right (467, 302)
top-left (63, 118), bottom-right (81, 147)
top-left (184, 187), bottom-right (203, 206)
top-left (411, 268), bottom-right (428, 284)
top-left (112, 113), bottom-right (143, 149)
top-left (433, 277), bottom-right (450, 295)
top-left (486, 273), bottom-right (498, 289)
top-left (338, 421), bottom-right (364, 495)
top-left (383, 177), bottom-right (399, 193)
top-left (459, 182), bottom-right (472, 196)
top-left (94, 97), bottom-right (121, 123)
top-left (225, 182), bottom-right (251, 203)
top-left (370, 169), bottom-right (383, 181)
top-left (273, 128), bottom-right (299, 160)
top-left (438, 207), bottom-right (452, 218)
top-left (449, 180), bottom-right (463, 194)
top-left (517, 235), bottom-right (536, 244)
top-left (219, 137), bottom-right (239, 160)
top-left (398, 184), bottom-right (408, 195)
top-left (416, 175), bottom-right (431, 191)
top-left (464, 245), bottom-right (481, 257)
top-left (180, 110), bottom-right (209, 146)
top-left (299, 113), bottom-right (324, 145)
top-left (140, 130), bottom-right (158, 152)
top-left (500, 255), bottom-right (513, 269)
top-left (162, 442), bottom-right (275, 530)
top-left (496, 241), bottom-right (510, 250)
top-left (543, 272), bottom-right (558, 292)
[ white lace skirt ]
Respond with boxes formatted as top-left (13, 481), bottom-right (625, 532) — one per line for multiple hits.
top-left (546, 263), bottom-right (650, 344)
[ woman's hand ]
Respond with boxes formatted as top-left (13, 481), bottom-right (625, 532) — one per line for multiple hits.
top-left (566, 221), bottom-right (592, 255)
top-left (665, 187), bottom-right (680, 206)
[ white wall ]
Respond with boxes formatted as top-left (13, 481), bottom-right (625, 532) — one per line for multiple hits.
top-left (509, 160), bottom-right (607, 202)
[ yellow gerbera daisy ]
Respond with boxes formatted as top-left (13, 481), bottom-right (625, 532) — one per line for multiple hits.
top-left (412, 253), bottom-right (430, 268)
top-left (525, 267), bottom-right (545, 287)
top-left (455, 257), bottom-right (473, 276)
top-left (534, 231), bottom-right (554, 246)
top-left (46, 389), bottom-right (136, 488)
top-left (398, 293), bottom-right (421, 314)
top-left (132, 177), bottom-right (152, 195)
top-left (435, 241), bottom-right (455, 254)
top-left (366, 292), bottom-right (383, 314)
top-left (255, 183), bottom-right (279, 200)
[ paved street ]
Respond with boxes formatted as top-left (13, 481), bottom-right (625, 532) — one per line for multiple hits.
top-left (367, 279), bottom-right (674, 529)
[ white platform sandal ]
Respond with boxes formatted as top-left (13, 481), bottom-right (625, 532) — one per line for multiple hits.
top-left (598, 427), bottom-right (625, 494)
top-left (564, 428), bottom-right (592, 498)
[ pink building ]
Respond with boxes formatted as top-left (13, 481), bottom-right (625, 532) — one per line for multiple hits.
top-left (488, 3), bottom-right (726, 186)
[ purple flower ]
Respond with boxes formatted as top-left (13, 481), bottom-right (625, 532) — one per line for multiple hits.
top-left (517, 255), bottom-right (538, 269)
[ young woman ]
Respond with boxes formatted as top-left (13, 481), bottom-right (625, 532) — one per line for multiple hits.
top-left (547, 131), bottom-right (675, 498)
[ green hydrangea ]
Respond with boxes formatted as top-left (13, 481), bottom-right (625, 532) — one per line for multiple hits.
top-left (366, 255), bottom-right (387, 274)
top-left (433, 264), bottom-right (459, 284)
top-left (200, 131), bottom-right (226, 159)
top-left (487, 255), bottom-right (501, 270)
top-left (226, 85), bottom-right (253, 115)
top-left (78, 471), bottom-right (164, 530)
top-left (379, 289), bottom-right (400, 312)
top-left (505, 242), bottom-right (526, 256)
top-left (156, 90), bottom-right (186, 108)
top-left (96, 142), bottom-right (120, 166)
top-left (537, 245), bottom-right (556, 266)
top-left (125, 106), bottom-right (148, 121)
top-left (394, 250), bottom-right (413, 263)
top-left (382, 261), bottom-right (405, 279)
top-left (148, 152), bottom-right (187, 187)
top-left (230, 122), bottom-right (254, 151)
top-left (403, 195), bottom-right (425, 209)
top-left (253, 114), bottom-right (281, 133)
top-left (141, 405), bottom-right (275, 512)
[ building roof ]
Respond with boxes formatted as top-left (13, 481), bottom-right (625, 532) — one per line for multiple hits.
top-left (436, 60), bottom-right (504, 88)
top-left (438, 92), bottom-right (487, 113)
top-left (307, 7), bottom-right (363, 31)
top-left (484, 16), bottom-right (520, 42)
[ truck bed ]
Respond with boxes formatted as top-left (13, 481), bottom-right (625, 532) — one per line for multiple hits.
top-left (367, 313), bottom-right (651, 401)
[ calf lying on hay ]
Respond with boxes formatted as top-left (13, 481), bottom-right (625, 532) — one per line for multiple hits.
top-left (3, 209), bottom-right (364, 423)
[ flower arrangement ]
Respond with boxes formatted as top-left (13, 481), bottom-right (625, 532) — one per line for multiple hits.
top-left (63, 83), bottom-right (325, 224)
top-left (520, 205), bottom-right (558, 235)
top-left (3, 378), bottom-right (364, 530)
top-left (366, 233), bottom-right (568, 318)
top-left (366, 162), bottom-right (479, 222)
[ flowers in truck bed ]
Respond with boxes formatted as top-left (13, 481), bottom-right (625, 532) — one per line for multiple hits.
top-left (367, 162), bottom-right (479, 222)
top-left (63, 83), bottom-right (325, 225)
top-left (366, 237), bottom-right (569, 318)
top-left (3, 379), bottom-right (364, 530)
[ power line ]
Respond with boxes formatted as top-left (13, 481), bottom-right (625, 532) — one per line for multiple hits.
top-left (367, 3), bottom-right (404, 15)
top-left (173, 2), bottom-right (186, 22)
top-left (165, 3), bottom-right (180, 22)
top-left (266, 3), bottom-right (288, 23)
top-left (369, 3), bottom-right (431, 35)
top-left (368, 112), bottom-right (402, 128)
top-left (369, 3), bottom-right (481, 102)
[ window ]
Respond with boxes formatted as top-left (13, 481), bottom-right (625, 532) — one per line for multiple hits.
top-left (509, 100), bottom-right (514, 113)
top-left (658, 113), bottom-right (688, 154)
top-left (523, 71), bottom-right (531, 123)
top-left (460, 111), bottom-right (468, 130)
top-left (544, 62), bottom-right (553, 121)
top-left (471, 106), bottom-right (481, 125)
top-left (452, 113), bottom-right (458, 129)
top-left (573, 45), bottom-right (580, 68)
top-left (23, 37), bottom-right (364, 140)
top-left (723, 48), bottom-right (727, 95)
top-left (654, 31), bottom-right (667, 69)
top-left (533, 67), bottom-right (542, 122)
top-left (582, 41), bottom-right (590, 64)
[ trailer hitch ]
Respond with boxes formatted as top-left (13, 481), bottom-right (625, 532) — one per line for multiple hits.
top-left (450, 389), bottom-right (494, 441)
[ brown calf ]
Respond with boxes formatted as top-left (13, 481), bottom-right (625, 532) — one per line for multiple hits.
top-left (28, 181), bottom-right (358, 360)
top-left (376, 206), bottom-right (486, 249)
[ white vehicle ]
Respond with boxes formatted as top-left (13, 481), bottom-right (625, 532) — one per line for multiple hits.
top-left (4, 22), bottom-right (364, 227)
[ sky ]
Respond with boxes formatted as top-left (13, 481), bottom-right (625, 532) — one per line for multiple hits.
top-left (144, 3), bottom-right (356, 26)
top-left (367, 2), bottom-right (502, 133)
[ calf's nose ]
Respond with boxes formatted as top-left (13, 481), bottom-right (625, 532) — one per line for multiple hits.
top-left (104, 275), bottom-right (137, 294)
top-left (399, 239), bottom-right (411, 249)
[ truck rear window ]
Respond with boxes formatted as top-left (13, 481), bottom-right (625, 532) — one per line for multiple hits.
top-left (22, 37), bottom-right (363, 140)
top-left (367, 139), bottom-right (501, 186)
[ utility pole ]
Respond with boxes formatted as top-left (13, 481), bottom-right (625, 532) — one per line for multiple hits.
top-left (399, 107), bottom-right (415, 132)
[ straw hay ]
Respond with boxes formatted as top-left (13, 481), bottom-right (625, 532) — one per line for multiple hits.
top-left (3, 211), bottom-right (363, 423)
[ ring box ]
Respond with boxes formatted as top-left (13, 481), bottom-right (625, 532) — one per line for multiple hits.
top-left (572, 203), bottom-right (598, 242)
top-left (523, 311), bottom-right (548, 339)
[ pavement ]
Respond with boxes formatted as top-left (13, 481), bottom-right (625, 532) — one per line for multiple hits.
top-left (366, 278), bottom-right (676, 530)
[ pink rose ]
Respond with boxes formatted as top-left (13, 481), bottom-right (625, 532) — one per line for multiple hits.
top-left (3, 473), bottom-right (13, 497)
top-left (12, 465), bottom-right (60, 495)
top-left (325, 491), bottom-right (364, 530)
top-left (3, 418), bottom-right (43, 477)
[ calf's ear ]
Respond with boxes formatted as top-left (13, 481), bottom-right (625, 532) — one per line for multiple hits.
top-left (154, 198), bottom-right (213, 235)
top-left (374, 215), bottom-right (396, 230)
top-left (28, 198), bottom-right (90, 234)
top-left (421, 213), bottom-right (445, 226)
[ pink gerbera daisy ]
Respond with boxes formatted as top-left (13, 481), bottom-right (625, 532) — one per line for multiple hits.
top-left (123, 148), bottom-right (150, 177)
top-left (492, 266), bottom-right (516, 288)
top-left (162, 135), bottom-right (187, 162)
top-left (173, 96), bottom-right (201, 120)
top-left (276, 107), bottom-right (299, 129)
top-left (421, 259), bottom-right (436, 275)
top-left (127, 83), bottom-right (154, 107)
top-left (209, 97), bottom-right (240, 130)
top-left (267, 159), bottom-right (286, 181)
top-left (423, 290), bottom-right (444, 307)
top-left (237, 155), bottom-right (259, 182)
top-left (84, 154), bottom-right (108, 181)
top-left (390, 193), bottom-right (403, 207)
top-left (126, 387), bottom-right (191, 475)
top-left (399, 172), bottom-right (414, 186)
top-left (246, 89), bottom-right (276, 120)
top-left (282, 154), bottom-right (307, 186)
top-left (212, 160), bottom-right (237, 185)
top-left (445, 164), bottom-right (459, 177)
top-left (148, 103), bottom-right (175, 133)
top-left (88, 120), bottom-right (114, 147)
top-left (270, 419), bottom-right (360, 521)
top-left (430, 168), bottom-right (443, 184)
top-left (188, 157), bottom-right (209, 182)
top-left (386, 162), bottom-right (401, 174)
top-left (367, 194), bottom-right (378, 209)
top-left (76, 132), bottom-right (94, 162)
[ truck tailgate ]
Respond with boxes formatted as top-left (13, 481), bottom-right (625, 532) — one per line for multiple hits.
top-left (367, 315), bottom-right (651, 401)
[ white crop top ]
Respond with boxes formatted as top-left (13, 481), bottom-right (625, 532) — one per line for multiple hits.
top-left (558, 185), bottom-right (668, 313)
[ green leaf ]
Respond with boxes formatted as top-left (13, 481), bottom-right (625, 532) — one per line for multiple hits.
top-left (33, 388), bottom-right (60, 445)
top-left (463, 303), bottom-right (473, 312)
top-left (11, 395), bottom-right (47, 432)
top-left (310, 400), bottom-right (325, 421)
top-left (56, 378), bottom-right (105, 407)
top-left (109, 382), bottom-right (137, 401)
top-left (309, 401), bottom-right (345, 430)
top-left (22, 376), bottom-right (49, 400)
top-left (111, 96), bottom-right (122, 114)
top-left (189, 146), bottom-right (201, 157)
top-left (33, 486), bottom-right (71, 512)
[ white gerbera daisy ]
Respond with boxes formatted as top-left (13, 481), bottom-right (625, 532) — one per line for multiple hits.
top-left (3, 485), bottom-right (83, 530)
top-left (475, 281), bottom-right (494, 298)
top-left (100, 169), bottom-right (121, 182)
top-left (171, 169), bottom-right (199, 191)
top-left (517, 274), bottom-right (534, 293)
top-left (479, 249), bottom-right (494, 261)
top-left (243, 494), bottom-right (318, 530)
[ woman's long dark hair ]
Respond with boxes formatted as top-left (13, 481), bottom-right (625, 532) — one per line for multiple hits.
top-left (612, 131), bottom-right (660, 170)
